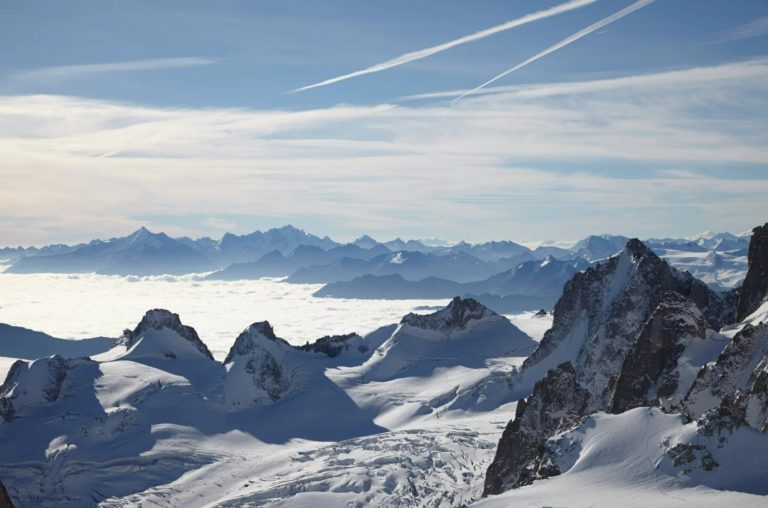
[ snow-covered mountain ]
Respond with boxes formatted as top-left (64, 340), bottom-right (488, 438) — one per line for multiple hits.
top-left (204, 225), bottom-right (339, 267)
top-left (0, 297), bottom-right (539, 506)
top-left (6, 227), bottom-right (216, 276)
top-left (480, 227), bottom-right (768, 503)
top-left (0, 223), bottom-right (767, 507)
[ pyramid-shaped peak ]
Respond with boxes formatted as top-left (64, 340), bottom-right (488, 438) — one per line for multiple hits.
top-left (402, 297), bottom-right (497, 331)
top-left (123, 309), bottom-right (214, 360)
top-left (224, 321), bottom-right (290, 363)
top-left (624, 238), bottom-right (652, 255)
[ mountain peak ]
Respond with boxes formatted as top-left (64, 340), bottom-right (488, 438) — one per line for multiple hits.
top-left (128, 226), bottom-right (154, 239)
top-left (123, 309), bottom-right (214, 360)
top-left (624, 238), bottom-right (660, 259)
top-left (402, 296), bottom-right (497, 331)
top-left (224, 321), bottom-right (290, 363)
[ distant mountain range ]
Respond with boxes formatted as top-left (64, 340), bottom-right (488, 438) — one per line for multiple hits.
top-left (0, 226), bottom-right (750, 299)
top-left (314, 257), bottom-right (589, 313)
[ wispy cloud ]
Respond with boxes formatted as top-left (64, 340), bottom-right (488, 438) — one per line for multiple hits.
top-left (0, 58), bottom-right (766, 244)
top-left (401, 59), bottom-right (768, 101)
top-left (717, 16), bottom-right (768, 42)
top-left (11, 57), bottom-right (215, 84)
top-left (453, 0), bottom-right (655, 102)
top-left (291, 0), bottom-right (598, 93)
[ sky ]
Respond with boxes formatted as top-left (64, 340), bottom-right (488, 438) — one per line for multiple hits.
top-left (0, 0), bottom-right (767, 246)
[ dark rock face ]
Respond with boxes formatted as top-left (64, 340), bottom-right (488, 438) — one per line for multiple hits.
top-left (736, 223), bottom-right (768, 321)
top-left (223, 322), bottom-right (294, 406)
top-left (298, 333), bottom-right (366, 357)
top-left (672, 270), bottom-right (738, 330)
top-left (522, 239), bottom-right (677, 403)
top-left (684, 323), bottom-right (768, 432)
top-left (483, 362), bottom-right (591, 496)
top-left (401, 297), bottom-right (496, 331)
top-left (0, 481), bottom-right (14, 508)
top-left (610, 292), bottom-right (708, 414)
top-left (123, 309), bottom-right (214, 361)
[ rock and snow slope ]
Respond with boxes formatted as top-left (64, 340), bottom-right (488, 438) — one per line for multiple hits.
top-left (481, 229), bottom-right (768, 502)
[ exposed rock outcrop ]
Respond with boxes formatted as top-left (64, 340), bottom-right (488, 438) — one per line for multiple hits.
top-left (298, 333), bottom-right (367, 357)
top-left (520, 239), bottom-right (677, 404)
top-left (223, 322), bottom-right (294, 408)
top-left (610, 291), bottom-right (711, 413)
top-left (736, 223), bottom-right (768, 321)
top-left (0, 481), bottom-right (14, 508)
top-left (684, 322), bottom-right (768, 432)
top-left (483, 362), bottom-right (591, 495)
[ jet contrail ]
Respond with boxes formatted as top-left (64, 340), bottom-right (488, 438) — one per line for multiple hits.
top-left (291, 0), bottom-right (599, 93)
top-left (452, 0), bottom-right (655, 104)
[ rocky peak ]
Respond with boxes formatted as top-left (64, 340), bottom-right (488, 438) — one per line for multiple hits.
top-left (122, 309), bottom-right (214, 360)
top-left (520, 239), bottom-right (676, 400)
top-left (222, 322), bottom-right (294, 407)
top-left (483, 362), bottom-right (592, 496)
top-left (625, 237), bottom-right (652, 257)
top-left (224, 321), bottom-right (290, 364)
top-left (736, 223), bottom-right (768, 321)
top-left (401, 297), bottom-right (497, 331)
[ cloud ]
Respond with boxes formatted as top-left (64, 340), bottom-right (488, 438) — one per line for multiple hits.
top-left (0, 58), bottom-right (766, 245)
top-left (201, 217), bottom-right (238, 231)
top-left (401, 58), bottom-right (768, 101)
top-left (453, 0), bottom-right (655, 102)
top-left (10, 57), bottom-right (216, 84)
top-left (291, 0), bottom-right (598, 93)
top-left (717, 16), bottom-right (768, 42)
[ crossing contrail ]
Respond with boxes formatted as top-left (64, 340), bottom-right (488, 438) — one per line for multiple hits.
top-left (452, 0), bottom-right (655, 104)
top-left (291, 0), bottom-right (599, 93)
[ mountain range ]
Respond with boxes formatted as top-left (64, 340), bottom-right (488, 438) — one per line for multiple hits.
top-left (0, 223), bottom-right (766, 506)
top-left (0, 227), bottom-right (750, 305)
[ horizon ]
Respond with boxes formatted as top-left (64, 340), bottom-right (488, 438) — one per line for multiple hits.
top-left (1, 1), bottom-right (767, 245)
top-left (0, 222), bottom-right (756, 250)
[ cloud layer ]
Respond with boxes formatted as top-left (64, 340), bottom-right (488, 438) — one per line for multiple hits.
top-left (1, 59), bottom-right (766, 245)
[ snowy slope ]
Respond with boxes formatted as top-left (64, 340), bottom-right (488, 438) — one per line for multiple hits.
top-left (475, 408), bottom-right (768, 508)
top-left (0, 300), bottom-right (538, 506)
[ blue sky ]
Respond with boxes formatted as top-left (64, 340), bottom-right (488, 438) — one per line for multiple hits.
top-left (0, 0), bottom-right (767, 245)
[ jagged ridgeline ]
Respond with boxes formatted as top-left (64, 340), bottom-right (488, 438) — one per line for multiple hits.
top-left (483, 223), bottom-right (768, 497)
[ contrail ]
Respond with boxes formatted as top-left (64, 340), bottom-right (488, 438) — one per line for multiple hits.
top-left (291, 0), bottom-right (598, 93)
top-left (452, 0), bottom-right (655, 104)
